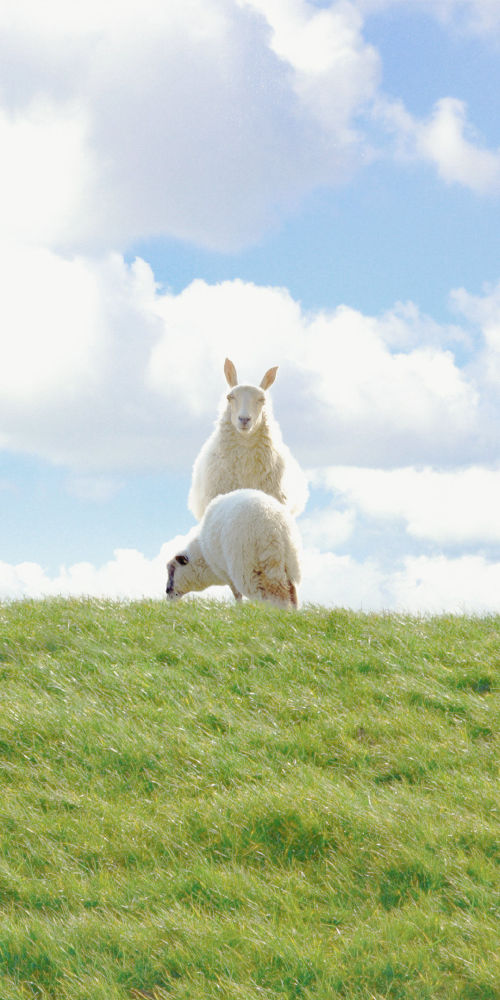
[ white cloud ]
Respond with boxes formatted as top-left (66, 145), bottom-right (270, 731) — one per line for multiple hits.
top-left (2, 541), bottom-right (499, 614)
top-left (301, 306), bottom-right (476, 460)
top-left (0, 541), bottom-right (179, 602)
top-left (1, 260), bottom-right (497, 472)
top-left (0, 0), bottom-right (380, 254)
top-left (151, 285), bottom-right (483, 468)
top-left (419, 99), bottom-right (500, 194)
top-left (0, 101), bottom-right (94, 247)
top-left (0, 250), bottom-right (169, 471)
top-left (0, 0), bottom-right (497, 259)
top-left (0, 245), bottom-right (103, 404)
top-left (377, 96), bottom-right (500, 195)
top-left (303, 546), bottom-right (500, 615)
top-left (311, 465), bottom-right (500, 545)
top-left (456, 0), bottom-right (500, 34)
top-left (452, 278), bottom-right (500, 328)
top-left (239, 0), bottom-right (380, 133)
top-left (356, 0), bottom-right (500, 37)
top-left (299, 507), bottom-right (356, 549)
top-left (148, 278), bottom-right (304, 415)
top-left (300, 546), bottom-right (388, 608)
top-left (2, 456), bottom-right (499, 613)
top-left (451, 280), bottom-right (500, 386)
top-left (392, 554), bottom-right (500, 615)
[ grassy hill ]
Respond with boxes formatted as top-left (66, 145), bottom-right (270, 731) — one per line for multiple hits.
top-left (0, 598), bottom-right (498, 1000)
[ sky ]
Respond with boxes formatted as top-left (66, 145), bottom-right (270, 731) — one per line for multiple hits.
top-left (1, 0), bottom-right (500, 613)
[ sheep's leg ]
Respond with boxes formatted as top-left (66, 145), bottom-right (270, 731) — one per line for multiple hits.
top-left (229, 582), bottom-right (242, 602)
top-left (288, 581), bottom-right (298, 608)
top-left (251, 572), bottom-right (294, 609)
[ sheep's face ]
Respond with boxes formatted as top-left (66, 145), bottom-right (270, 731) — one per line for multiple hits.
top-left (166, 553), bottom-right (197, 601)
top-left (166, 539), bottom-right (213, 601)
top-left (226, 385), bottom-right (266, 435)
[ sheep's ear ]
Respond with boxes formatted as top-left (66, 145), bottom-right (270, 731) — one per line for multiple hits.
top-left (260, 366), bottom-right (278, 390)
top-left (224, 358), bottom-right (238, 387)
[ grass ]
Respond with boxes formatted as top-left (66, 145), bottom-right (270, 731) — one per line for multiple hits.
top-left (0, 597), bottom-right (498, 999)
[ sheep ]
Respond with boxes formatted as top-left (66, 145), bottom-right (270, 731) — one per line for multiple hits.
top-left (188, 358), bottom-right (308, 521)
top-left (166, 488), bottom-right (301, 609)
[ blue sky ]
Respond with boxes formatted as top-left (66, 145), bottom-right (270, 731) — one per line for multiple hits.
top-left (1, 0), bottom-right (500, 611)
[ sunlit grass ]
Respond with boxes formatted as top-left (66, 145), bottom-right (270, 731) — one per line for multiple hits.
top-left (0, 598), bottom-right (498, 998)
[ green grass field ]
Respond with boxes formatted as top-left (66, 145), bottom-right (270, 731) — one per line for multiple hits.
top-left (0, 598), bottom-right (498, 1000)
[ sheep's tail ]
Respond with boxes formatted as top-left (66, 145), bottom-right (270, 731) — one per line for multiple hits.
top-left (250, 571), bottom-right (295, 609)
top-left (255, 519), bottom-right (301, 609)
top-left (247, 561), bottom-right (299, 609)
top-left (285, 541), bottom-right (301, 588)
top-left (289, 581), bottom-right (298, 608)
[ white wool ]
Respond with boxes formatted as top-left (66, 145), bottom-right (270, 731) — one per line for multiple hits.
top-left (167, 489), bottom-right (302, 609)
top-left (188, 360), bottom-right (308, 520)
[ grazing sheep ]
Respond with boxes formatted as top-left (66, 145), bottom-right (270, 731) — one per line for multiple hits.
top-left (188, 358), bottom-right (308, 520)
top-left (166, 489), bottom-right (301, 609)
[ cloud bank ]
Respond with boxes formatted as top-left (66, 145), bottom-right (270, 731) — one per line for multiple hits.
top-left (311, 465), bottom-right (500, 545)
top-left (0, 0), bottom-right (379, 253)
top-left (2, 542), bottom-right (499, 615)
top-left (1, 258), bottom-right (498, 473)
top-left (0, 0), bottom-right (499, 258)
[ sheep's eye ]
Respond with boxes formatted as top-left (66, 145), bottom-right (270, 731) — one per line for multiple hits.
top-left (176, 554), bottom-right (189, 566)
top-left (227, 393), bottom-right (234, 402)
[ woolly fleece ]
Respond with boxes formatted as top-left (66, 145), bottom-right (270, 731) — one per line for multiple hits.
top-left (188, 386), bottom-right (308, 520)
top-left (168, 489), bottom-right (301, 608)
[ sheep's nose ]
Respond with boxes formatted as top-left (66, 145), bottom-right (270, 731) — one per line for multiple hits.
top-left (239, 416), bottom-right (251, 427)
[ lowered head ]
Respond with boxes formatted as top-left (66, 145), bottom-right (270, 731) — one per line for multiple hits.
top-left (165, 552), bottom-right (190, 601)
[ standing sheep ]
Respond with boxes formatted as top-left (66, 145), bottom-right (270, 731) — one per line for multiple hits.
top-left (188, 358), bottom-right (308, 520)
top-left (166, 489), bottom-right (301, 609)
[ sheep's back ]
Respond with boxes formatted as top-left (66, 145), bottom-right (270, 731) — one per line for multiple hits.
top-left (199, 489), bottom-right (300, 592)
